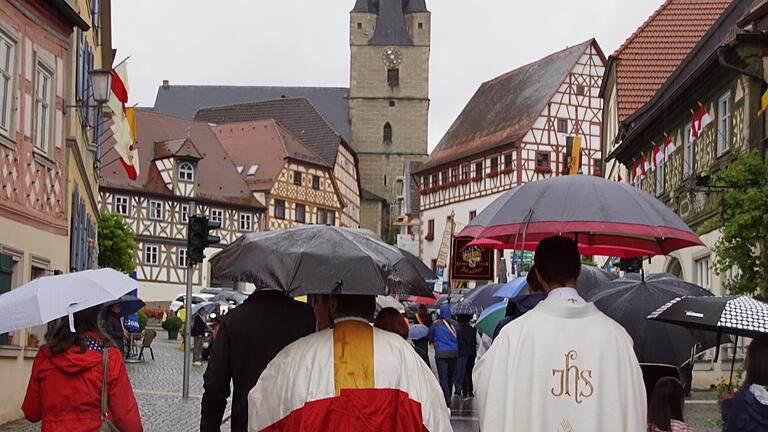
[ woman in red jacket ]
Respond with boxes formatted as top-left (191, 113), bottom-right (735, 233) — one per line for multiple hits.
top-left (22, 305), bottom-right (143, 431)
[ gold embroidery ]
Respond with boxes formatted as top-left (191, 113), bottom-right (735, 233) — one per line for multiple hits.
top-left (551, 350), bottom-right (594, 404)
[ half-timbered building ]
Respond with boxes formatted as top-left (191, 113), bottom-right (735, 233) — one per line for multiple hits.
top-left (195, 97), bottom-right (361, 228)
top-left (211, 120), bottom-right (345, 231)
top-left (605, 0), bottom-right (761, 387)
top-left (416, 39), bottom-right (606, 277)
top-left (99, 110), bottom-right (265, 302)
top-left (600, 0), bottom-right (732, 184)
top-left (0, 0), bottom-right (89, 422)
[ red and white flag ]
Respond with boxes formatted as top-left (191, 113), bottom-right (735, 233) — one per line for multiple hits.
top-left (690, 110), bottom-right (700, 141)
top-left (107, 62), bottom-right (140, 180)
top-left (641, 155), bottom-right (648, 177)
top-left (617, 174), bottom-right (623, 183)
top-left (664, 133), bottom-right (676, 161)
top-left (248, 320), bottom-right (451, 431)
top-left (698, 105), bottom-right (713, 132)
top-left (653, 145), bottom-right (663, 169)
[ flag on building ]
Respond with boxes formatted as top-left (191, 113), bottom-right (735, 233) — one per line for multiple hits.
top-left (664, 133), bottom-right (676, 161)
top-left (631, 162), bottom-right (637, 183)
top-left (698, 104), bottom-right (713, 131)
top-left (641, 154), bottom-right (648, 177)
top-left (567, 136), bottom-right (582, 175)
top-left (652, 145), bottom-right (663, 170)
top-left (690, 110), bottom-right (700, 141)
top-left (617, 174), bottom-right (622, 183)
top-left (107, 62), bottom-right (140, 180)
top-left (759, 89), bottom-right (768, 117)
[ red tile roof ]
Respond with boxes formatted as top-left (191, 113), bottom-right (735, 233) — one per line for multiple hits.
top-left (613, 0), bottom-right (732, 122)
top-left (211, 119), bottom-right (329, 192)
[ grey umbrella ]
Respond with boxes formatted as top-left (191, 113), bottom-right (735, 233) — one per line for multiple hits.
top-left (589, 273), bottom-right (722, 367)
top-left (457, 174), bottom-right (703, 258)
top-left (398, 248), bottom-right (438, 280)
top-left (576, 265), bottom-right (618, 299)
top-left (210, 225), bottom-right (432, 297)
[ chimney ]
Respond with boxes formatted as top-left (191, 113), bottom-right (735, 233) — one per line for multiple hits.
top-left (162, 80), bottom-right (169, 89)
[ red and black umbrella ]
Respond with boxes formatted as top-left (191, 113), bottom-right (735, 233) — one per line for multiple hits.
top-left (457, 175), bottom-right (702, 258)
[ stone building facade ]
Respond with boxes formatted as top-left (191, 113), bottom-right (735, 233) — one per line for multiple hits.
top-left (349, 0), bottom-right (430, 235)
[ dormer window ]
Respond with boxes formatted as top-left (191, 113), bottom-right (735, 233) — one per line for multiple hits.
top-left (178, 162), bottom-right (195, 183)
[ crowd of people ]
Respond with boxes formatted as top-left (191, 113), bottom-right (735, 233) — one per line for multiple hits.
top-left (15, 236), bottom-right (768, 431)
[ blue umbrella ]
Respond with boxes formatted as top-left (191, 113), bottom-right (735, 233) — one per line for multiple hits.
top-left (103, 294), bottom-right (145, 317)
top-left (408, 324), bottom-right (429, 340)
top-left (493, 277), bottom-right (527, 299)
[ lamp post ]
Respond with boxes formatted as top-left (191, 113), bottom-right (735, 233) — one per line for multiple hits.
top-left (88, 69), bottom-right (112, 104)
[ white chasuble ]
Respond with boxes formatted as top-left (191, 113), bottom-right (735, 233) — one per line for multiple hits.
top-left (248, 318), bottom-right (451, 431)
top-left (474, 299), bottom-right (647, 432)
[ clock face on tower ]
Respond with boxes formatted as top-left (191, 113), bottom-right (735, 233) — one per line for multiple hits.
top-left (382, 47), bottom-right (403, 68)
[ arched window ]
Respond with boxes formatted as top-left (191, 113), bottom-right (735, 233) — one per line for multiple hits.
top-left (178, 161), bottom-right (195, 182)
top-left (383, 122), bottom-right (392, 143)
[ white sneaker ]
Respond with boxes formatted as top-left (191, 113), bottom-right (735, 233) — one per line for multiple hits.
top-left (193, 361), bottom-right (202, 366)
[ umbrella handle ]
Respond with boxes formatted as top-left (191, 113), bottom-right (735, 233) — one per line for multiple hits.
top-left (67, 303), bottom-right (78, 333)
top-left (728, 333), bottom-right (739, 390)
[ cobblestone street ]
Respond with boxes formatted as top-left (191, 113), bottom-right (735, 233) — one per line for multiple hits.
top-left (0, 331), bottom-right (723, 431)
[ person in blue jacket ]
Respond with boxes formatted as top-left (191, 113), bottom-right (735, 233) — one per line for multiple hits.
top-left (721, 336), bottom-right (768, 431)
top-left (428, 303), bottom-right (459, 406)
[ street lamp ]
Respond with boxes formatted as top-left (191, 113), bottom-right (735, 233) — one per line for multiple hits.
top-left (63, 68), bottom-right (112, 114)
top-left (88, 69), bottom-right (112, 104)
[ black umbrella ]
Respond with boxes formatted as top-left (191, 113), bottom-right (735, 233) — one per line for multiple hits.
top-left (575, 264), bottom-right (618, 299)
top-left (398, 248), bottom-right (438, 280)
top-left (648, 295), bottom-right (768, 385)
top-left (102, 295), bottom-right (145, 317)
top-left (209, 225), bottom-right (432, 297)
top-left (590, 273), bottom-right (721, 368)
top-left (647, 295), bottom-right (768, 340)
top-left (451, 283), bottom-right (503, 315)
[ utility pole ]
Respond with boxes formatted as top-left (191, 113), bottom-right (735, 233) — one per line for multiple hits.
top-left (182, 201), bottom-right (195, 399)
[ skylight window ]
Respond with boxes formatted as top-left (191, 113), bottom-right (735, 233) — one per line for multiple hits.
top-left (236, 166), bottom-right (244, 173)
top-left (247, 165), bottom-right (259, 176)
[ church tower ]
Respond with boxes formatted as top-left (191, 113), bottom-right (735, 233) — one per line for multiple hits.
top-left (349, 0), bottom-right (430, 235)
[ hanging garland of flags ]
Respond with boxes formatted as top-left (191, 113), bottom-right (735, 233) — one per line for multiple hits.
top-left (625, 102), bottom-right (713, 186)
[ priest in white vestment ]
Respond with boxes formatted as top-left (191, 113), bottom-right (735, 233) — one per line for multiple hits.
top-left (248, 294), bottom-right (451, 432)
top-left (474, 236), bottom-right (647, 432)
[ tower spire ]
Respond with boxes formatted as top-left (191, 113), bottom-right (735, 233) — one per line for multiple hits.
top-left (368, 0), bottom-right (413, 45)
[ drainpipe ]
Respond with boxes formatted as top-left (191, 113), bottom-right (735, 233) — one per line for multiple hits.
top-left (717, 47), bottom-right (768, 159)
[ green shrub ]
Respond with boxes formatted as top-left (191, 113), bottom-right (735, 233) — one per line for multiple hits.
top-left (161, 315), bottom-right (183, 332)
top-left (137, 311), bottom-right (148, 330)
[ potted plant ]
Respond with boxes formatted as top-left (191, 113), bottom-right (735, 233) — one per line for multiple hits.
top-left (137, 311), bottom-right (148, 331)
top-left (162, 315), bottom-right (183, 340)
top-left (27, 333), bottom-right (39, 348)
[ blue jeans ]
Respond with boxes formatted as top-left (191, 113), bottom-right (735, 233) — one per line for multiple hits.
top-left (455, 355), bottom-right (475, 395)
top-left (436, 357), bottom-right (457, 406)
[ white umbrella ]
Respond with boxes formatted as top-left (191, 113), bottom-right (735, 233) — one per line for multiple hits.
top-left (0, 268), bottom-right (140, 333)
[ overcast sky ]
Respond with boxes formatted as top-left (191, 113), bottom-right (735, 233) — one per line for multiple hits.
top-left (112, 0), bottom-right (663, 151)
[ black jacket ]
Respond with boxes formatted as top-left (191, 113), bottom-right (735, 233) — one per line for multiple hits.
top-left (104, 312), bottom-right (123, 339)
top-left (201, 290), bottom-right (316, 432)
top-left (457, 322), bottom-right (477, 357)
top-left (192, 314), bottom-right (207, 337)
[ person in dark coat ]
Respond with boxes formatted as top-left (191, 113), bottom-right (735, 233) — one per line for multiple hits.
top-left (201, 289), bottom-right (316, 432)
top-left (104, 303), bottom-right (126, 357)
top-left (721, 337), bottom-right (768, 431)
top-left (192, 307), bottom-right (208, 366)
top-left (454, 314), bottom-right (477, 398)
top-left (493, 266), bottom-right (547, 339)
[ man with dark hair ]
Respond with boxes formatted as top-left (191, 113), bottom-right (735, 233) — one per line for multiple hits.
top-left (474, 236), bottom-right (646, 431)
top-left (248, 294), bottom-right (451, 431)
